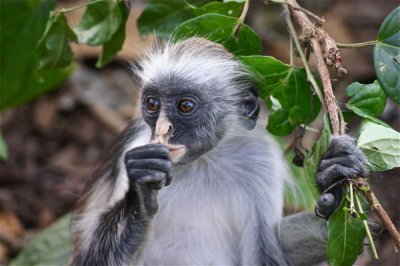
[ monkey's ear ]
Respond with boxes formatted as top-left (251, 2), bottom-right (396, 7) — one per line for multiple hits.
top-left (241, 86), bottom-right (260, 130)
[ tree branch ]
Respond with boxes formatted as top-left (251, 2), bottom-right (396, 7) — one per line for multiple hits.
top-left (286, 0), bottom-right (341, 134)
top-left (337, 40), bottom-right (378, 48)
top-left (279, 0), bottom-right (400, 249)
top-left (365, 188), bottom-right (400, 248)
top-left (281, 5), bottom-right (326, 110)
top-left (309, 38), bottom-right (341, 135)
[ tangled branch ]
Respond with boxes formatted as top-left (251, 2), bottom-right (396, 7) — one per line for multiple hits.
top-left (271, 0), bottom-right (400, 250)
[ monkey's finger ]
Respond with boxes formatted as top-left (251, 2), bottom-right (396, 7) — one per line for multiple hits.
top-left (125, 144), bottom-right (170, 160)
top-left (165, 172), bottom-right (173, 187)
top-left (323, 136), bottom-right (366, 169)
top-left (126, 158), bottom-right (172, 173)
top-left (131, 171), bottom-right (167, 188)
top-left (323, 136), bottom-right (357, 158)
top-left (315, 193), bottom-right (339, 219)
top-left (316, 164), bottom-right (358, 192)
top-left (318, 155), bottom-right (365, 174)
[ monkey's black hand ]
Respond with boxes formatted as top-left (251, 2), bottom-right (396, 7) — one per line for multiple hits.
top-left (315, 136), bottom-right (367, 219)
top-left (125, 144), bottom-right (172, 217)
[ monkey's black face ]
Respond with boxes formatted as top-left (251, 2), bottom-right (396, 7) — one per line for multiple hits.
top-left (141, 78), bottom-right (227, 164)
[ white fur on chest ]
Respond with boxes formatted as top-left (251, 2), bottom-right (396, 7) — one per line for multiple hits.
top-left (136, 133), bottom-right (288, 265)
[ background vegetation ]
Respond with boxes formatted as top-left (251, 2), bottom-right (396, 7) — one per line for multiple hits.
top-left (0, 0), bottom-right (399, 265)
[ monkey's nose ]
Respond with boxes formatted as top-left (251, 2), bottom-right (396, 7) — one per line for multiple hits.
top-left (154, 116), bottom-right (173, 142)
top-left (156, 122), bottom-right (172, 137)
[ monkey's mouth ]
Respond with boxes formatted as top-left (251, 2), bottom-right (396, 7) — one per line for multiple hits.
top-left (165, 144), bottom-right (186, 162)
top-left (151, 139), bottom-right (186, 162)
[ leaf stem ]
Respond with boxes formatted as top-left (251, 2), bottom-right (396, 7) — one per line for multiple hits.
top-left (349, 182), bottom-right (355, 211)
top-left (55, 0), bottom-right (110, 13)
top-left (336, 40), bottom-right (378, 48)
top-left (281, 4), bottom-right (327, 110)
top-left (233, 0), bottom-right (250, 36)
top-left (289, 36), bottom-right (295, 66)
top-left (338, 108), bottom-right (346, 135)
top-left (355, 190), bottom-right (379, 259)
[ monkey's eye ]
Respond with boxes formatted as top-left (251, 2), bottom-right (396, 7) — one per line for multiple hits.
top-left (145, 96), bottom-right (161, 113)
top-left (178, 98), bottom-right (196, 114)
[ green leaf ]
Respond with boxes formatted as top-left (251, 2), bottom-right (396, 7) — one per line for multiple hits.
top-left (138, 0), bottom-right (243, 38)
top-left (267, 109), bottom-right (295, 136)
top-left (240, 56), bottom-right (321, 136)
top-left (302, 114), bottom-right (332, 201)
top-left (345, 80), bottom-right (390, 127)
top-left (358, 120), bottom-right (400, 171)
top-left (96, 1), bottom-right (129, 68)
top-left (0, 131), bottom-right (8, 160)
top-left (327, 199), bottom-right (366, 266)
top-left (358, 213), bottom-right (368, 221)
top-left (346, 81), bottom-right (387, 117)
top-left (10, 213), bottom-right (72, 266)
top-left (373, 7), bottom-right (400, 104)
top-left (173, 14), bottom-right (261, 56)
top-left (0, 0), bottom-right (72, 110)
top-left (37, 12), bottom-right (77, 69)
top-left (75, 0), bottom-right (123, 46)
top-left (285, 150), bottom-right (317, 210)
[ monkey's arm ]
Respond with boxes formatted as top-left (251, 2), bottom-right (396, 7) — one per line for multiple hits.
top-left (70, 122), bottom-right (171, 266)
top-left (71, 190), bottom-right (150, 266)
top-left (279, 135), bottom-right (368, 265)
top-left (278, 212), bottom-right (327, 265)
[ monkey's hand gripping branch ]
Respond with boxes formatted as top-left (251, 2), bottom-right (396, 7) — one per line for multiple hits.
top-left (278, 0), bottom-right (400, 250)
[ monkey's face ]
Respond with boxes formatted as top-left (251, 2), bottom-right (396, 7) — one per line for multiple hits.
top-left (141, 78), bottom-right (228, 164)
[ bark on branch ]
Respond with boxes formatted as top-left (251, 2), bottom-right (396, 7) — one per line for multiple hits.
top-left (286, 0), bottom-right (342, 135)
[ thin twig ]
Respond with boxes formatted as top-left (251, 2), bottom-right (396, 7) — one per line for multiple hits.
top-left (269, 0), bottom-right (325, 25)
top-left (363, 186), bottom-right (400, 248)
top-left (289, 35), bottom-right (295, 66)
top-left (355, 189), bottom-right (379, 259)
top-left (55, 0), bottom-right (105, 13)
top-left (281, 5), bottom-right (326, 110)
top-left (337, 40), bottom-right (378, 48)
top-left (292, 6), bottom-right (325, 25)
top-left (338, 106), bottom-right (346, 135)
top-left (233, 0), bottom-right (250, 36)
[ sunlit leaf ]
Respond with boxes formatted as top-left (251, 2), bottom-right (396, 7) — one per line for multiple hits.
top-left (138, 0), bottom-right (243, 38)
top-left (75, 0), bottom-right (123, 46)
top-left (173, 14), bottom-right (261, 56)
top-left (240, 56), bottom-right (321, 136)
top-left (96, 1), bottom-right (129, 68)
top-left (37, 12), bottom-right (77, 69)
top-left (358, 120), bottom-right (400, 171)
top-left (373, 7), bottom-right (400, 104)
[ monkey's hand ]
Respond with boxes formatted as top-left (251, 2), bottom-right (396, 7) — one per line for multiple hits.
top-left (125, 144), bottom-right (172, 217)
top-left (315, 136), bottom-right (367, 219)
